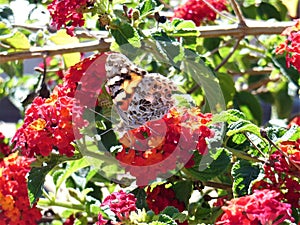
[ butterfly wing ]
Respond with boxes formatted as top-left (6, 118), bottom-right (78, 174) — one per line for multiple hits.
top-left (105, 53), bottom-right (177, 131)
top-left (126, 73), bottom-right (177, 128)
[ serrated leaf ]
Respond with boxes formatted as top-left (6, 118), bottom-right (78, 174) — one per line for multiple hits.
top-left (212, 109), bottom-right (246, 124)
top-left (186, 148), bottom-right (231, 181)
top-left (55, 158), bottom-right (89, 191)
top-left (158, 214), bottom-right (177, 225)
top-left (161, 206), bottom-right (179, 217)
top-left (232, 133), bottom-right (247, 144)
top-left (231, 160), bottom-right (260, 197)
top-left (227, 120), bottom-right (261, 137)
top-left (111, 19), bottom-right (141, 48)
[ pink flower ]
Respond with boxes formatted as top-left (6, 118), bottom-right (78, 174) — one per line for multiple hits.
top-left (173, 0), bottom-right (228, 26)
top-left (216, 189), bottom-right (294, 225)
top-left (101, 190), bottom-right (137, 221)
top-left (48, 0), bottom-right (92, 36)
top-left (276, 19), bottom-right (300, 72)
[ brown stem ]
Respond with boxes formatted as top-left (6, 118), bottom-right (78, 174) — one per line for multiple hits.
top-left (0, 39), bottom-right (110, 64)
top-left (202, 0), bottom-right (236, 22)
top-left (0, 21), bottom-right (294, 63)
top-left (214, 37), bottom-right (242, 71)
top-left (230, 0), bottom-right (247, 26)
top-left (202, 181), bottom-right (232, 191)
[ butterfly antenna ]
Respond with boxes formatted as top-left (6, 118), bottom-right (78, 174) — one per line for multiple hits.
top-left (87, 107), bottom-right (116, 124)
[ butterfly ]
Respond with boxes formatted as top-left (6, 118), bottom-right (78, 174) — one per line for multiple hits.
top-left (105, 53), bottom-right (177, 136)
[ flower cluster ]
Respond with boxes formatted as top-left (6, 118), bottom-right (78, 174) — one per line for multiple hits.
top-left (173, 0), bottom-right (228, 26)
top-left (12, 86), bottom-right (86, 157)
top-left (253, 139), bottom-right (300, 208)
top-left (99, 190), bottom-right (137, 223)
top-left (12, 54), bottom-right (105, 157)
top-left (0, 132), bottom-right (10, 156)
top-left (146, 184), bottom-right (185, 214)
top-left (216, 189), bottom-right (294, 225)
top-left (116, 107), bottom-right (213, 185)
top-left (276, 19), bottom-right (300, 72)
top-left (48, 0), bottom-right (93, 36)
top-left (0, 152), bottom-right (41, 224)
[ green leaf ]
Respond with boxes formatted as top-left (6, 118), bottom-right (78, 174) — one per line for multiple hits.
top-left (158, 214), bottom-right (177, 225)
top-left (110, 19), bottom-right (141, 48)
top-left (257, 2), bottom-right (282, 20)
top-left (2, 30), bottom-right (30, 49)
top-left (132, 188), bottom-right (147, 209)
top-left (28, 157), bottom-right (60, 206)
top-left (227, 120), bottom-right (261, 138)
top-left (186, 148), bottom-right (231, 181)
top-left (55, 158), bottom-right (89, 191)
top-left (182, 50), bottom-right (226, 113)
top-left (231, 160), bottom-right (260, 197)
top-left (212, 109), bottom-right (246, 124)
top-left (231, 133), bottom-right (247, 144)
top-left (203, 38), bottom-right (221, 51)
top-left (169, 19), bottom-right (199, 37)
top-left (234, 91), bottom-right (262, 125)
top-left (271, 81), bottom-right (293, 119)
top-left (172, 181), bottom-right (193, 205)
top-left (217, 73), bottom-right (236, 107)
top-left (138, 0), bottom-right (156, 16)
top-left (161, 206), bottom-right (179, 217)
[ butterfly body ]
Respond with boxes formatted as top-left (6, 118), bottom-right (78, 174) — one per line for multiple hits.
top-left (105, 53), bottom-right (177, 133)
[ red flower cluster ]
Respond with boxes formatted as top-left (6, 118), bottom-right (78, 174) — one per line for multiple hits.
top-left (12, 54), bottom-right (105, 157)
top-left (48, 0), bottom-right (92, 36)
top-left (173, 0), bottom-right (228, 26)
top-left (216, 189), bottom-right (294, 225)
top-left (146, 184), bottom-right (185, 214)
top-left (0, 152), bottom-right (41, 225)
top-left (100, 190), bottom-right (137, 221)
top-left (0, 132), bottom-right (10, 156)
top-left (12, 86), bottom-right (86, 157)
top-left (116, 107), bottom-right (213, 185)
top-left (276, 19), bottom-right (300, 72)
top-left (253, 139), bottom-right (300, 208)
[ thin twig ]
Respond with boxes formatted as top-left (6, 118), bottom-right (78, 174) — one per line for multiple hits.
top-left (202, 0), bottom-right (236, 22)
top-left (261, 129), bottom-right (300, 171)
top-left (230, 0), bottom-right (247, 26)
top-left (227, 68), bottom-right (273, 76)
top-left (247, 76), bottom-right (281, 92)
top-left (214, 37), bottom-right (242, 71)
top-left (244, 132), bottom-right (267, 157)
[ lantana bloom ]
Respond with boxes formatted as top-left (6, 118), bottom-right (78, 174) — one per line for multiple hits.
top-left (275, 19), bottom-right (300, 72)
top-left (173, 0), bottom-right (228, 26)
top-left (0, 152), bottom-right (41, 225)
top-left (100, 190), bottom-right (137, 222)
top-left (216, 189), bottom-right (294, 225)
